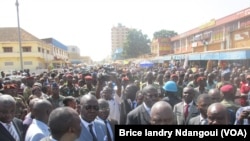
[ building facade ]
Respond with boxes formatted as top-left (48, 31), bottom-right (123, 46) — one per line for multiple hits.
top-left (111, 23), bottom-right (130, 60)
top-left (0, 28), bottom-right (54, 73)
top-left (42, 38), bottom-right (69, 69)
top-left (152, 7), bottom-right (250, 65)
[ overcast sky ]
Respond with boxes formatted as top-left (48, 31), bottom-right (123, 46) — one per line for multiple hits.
top-left (0, 0), bottom-right (249, 61)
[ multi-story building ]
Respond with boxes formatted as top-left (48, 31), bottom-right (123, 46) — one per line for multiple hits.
top-left (111, 24), bottom-right (130, 60)
top-left (0, 27), bottom-right (53, 73)
top-left (67, 45), bottom-right (82, 64)
top-left (42, 38), bottom-right (69, 69)
top-left (152, 7), bottom-right (250, 67)
top-left (151, 38), bottom-right (173, 56)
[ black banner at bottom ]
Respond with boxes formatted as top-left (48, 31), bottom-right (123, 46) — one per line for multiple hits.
top-left (115, 125), bottom-right (250, 140)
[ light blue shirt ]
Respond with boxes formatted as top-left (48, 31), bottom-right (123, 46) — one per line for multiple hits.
top-left (25, 119), bottom-right (50, 141)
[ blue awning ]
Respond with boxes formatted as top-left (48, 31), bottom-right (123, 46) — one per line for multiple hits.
top-left (162, 55), bottom-right (172, 61)
top-left (71, 60), bottom-right (82, 64)
top-left (173, 54), bottom-right (185, 60)
top-left (188, 53), bottom-right (200, 60)
top-left (200, 52), bottom-right (220, 60)
top-left (219, 50), bottom-right (248, 60)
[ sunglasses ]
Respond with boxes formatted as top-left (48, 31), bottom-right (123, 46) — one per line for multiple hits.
top-left (83, 105), bottom-right (99, 111)
top-left (99, 107), bottom-right (110, 112)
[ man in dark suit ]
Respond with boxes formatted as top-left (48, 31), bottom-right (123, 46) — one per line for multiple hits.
top-left (77, 94), bottom-right (107, 141)
top-left (126, 85), bottom-right (159, 125)
top-left (97, 98), bottom-right (118, 141)
top-left (173, 86), bottom-right (200, 125)
top-left (0, 95), bottom-right (25, 141)
top-left (188, 94), bottom-right (212, 125)
top-left (120, 84), bottom-right (139, 124)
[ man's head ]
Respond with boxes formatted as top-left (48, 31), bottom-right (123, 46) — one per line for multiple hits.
top-left (80, 94), bottom-right (99, 122)
top-left (207, 103), bottom-right (229, 125)
top-left (208, 88), bottom-right (221, 103)
top-left (124, 83), bottom-right (139, 101)
top-left (196, 94), bottom-right (212, 118)
top-left (97, 98), bottom-right (110, 121)
top-left (48, 107), bottom-right (82, 141)
top-left (150, 101), bottom-right (175, 125)
top-left (0, 95), bottom-right (16, 123)
top-left (101, 86), bottom-right (113, 100)
top-left (142, 85), bottom-right (158, 108)
top-left (63, 96), bottom-right (77, 109)
top-left (182, 86), bottom-right (195, 104)
top-left (32, 99), bottom-right (53, 124)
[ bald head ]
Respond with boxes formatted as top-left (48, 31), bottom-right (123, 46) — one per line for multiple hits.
top-left (208, 89), bottom-right (221, 103)
top-left (80, 93), bottom-right (97, 105)
top-left (48, 107), bottom-right (81, 140)
top-left (98, 98), bottom-right (109, 108)
top-left (33, 99), bottom-right (52, 123)
top-left (0, 95), bottom-right (16, 105)
top-left (207, 103), bottom-right (229, 125)
top-left (150, 101), bottom-right (174, 125)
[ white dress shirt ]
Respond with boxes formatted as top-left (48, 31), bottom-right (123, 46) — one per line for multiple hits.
top-left (25, 119), bottom-right (50, 141)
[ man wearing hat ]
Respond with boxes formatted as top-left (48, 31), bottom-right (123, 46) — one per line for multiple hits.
top-left (220, 84), bottom-right (241, 124)
top-left (60, 74), bottom-right (79, 97)
top-left (3, 83), bottom-right (28, 120)
top-left (161, 81), bottom-right (182, 107)
top-left (47, 82), bottom-right (65, 109)
top-left (81, 75), bottom-right (96, 95)
top-left (23, 76), bottom-right (35, 102)
top-left (240, 75), bottom-right (250, 106)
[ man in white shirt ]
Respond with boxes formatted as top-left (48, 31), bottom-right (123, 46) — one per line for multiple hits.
top-left (25, 99), bottom-right (52, 141)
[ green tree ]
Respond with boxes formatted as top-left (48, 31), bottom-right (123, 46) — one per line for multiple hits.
top-left (153, 29), bottom-right (178, 39)
top-left (122, 29), bottom-right (151, 59)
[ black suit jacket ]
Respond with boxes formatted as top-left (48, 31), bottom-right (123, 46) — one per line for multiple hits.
top-left (126, 104), bottom-right (150, 125)
top-left (108, 118), bottom-right (118, 136)
top-left (120, 99), bottom-right (133, 125)
top-left (0, 117), bottom-right (25, 141)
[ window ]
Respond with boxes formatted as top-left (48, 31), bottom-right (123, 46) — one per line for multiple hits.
top-left (24, 61), bottom-right (32, 65)
top-left (5, 62), bottom-right (13, 66)
top-left (72, 48), bottom-right (75, 52)
top-left (38, 47), bottom-right (41, 52)
top-left (22, 46), bottom-right (31, 52)
top-left (3, 47), bottom-right (13, 52)
top-left (47, 50), bottom-right (49, 54)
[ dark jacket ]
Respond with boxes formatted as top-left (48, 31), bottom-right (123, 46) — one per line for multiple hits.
top-left (0, 117), bottom-right (25, 141)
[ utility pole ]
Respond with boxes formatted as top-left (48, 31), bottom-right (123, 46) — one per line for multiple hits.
top-left (16, 0), bottom-right (23, 71)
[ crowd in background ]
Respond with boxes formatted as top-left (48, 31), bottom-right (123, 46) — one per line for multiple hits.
top-left (0, 62), bottom-right (250, 141)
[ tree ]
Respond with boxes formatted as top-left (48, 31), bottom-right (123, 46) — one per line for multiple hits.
top-left (122, 29), bottom-right (151, 59)
top-left (153, 29), bottom-right (178, 39)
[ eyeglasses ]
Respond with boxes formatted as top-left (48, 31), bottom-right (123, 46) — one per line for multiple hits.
top-left (145, 93), bottom-right (158, 98)
top-left (99, 107), bottom-right (110, 112)
top-left (83, 105), bottom-right (99, 111)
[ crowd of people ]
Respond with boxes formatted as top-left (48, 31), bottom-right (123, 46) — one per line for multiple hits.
top-left (0, 62), bottom-right (250, 141)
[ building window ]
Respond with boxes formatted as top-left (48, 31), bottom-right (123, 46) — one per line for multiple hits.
top-left (72, 48), bottom-right (75, 52)
top-left (24, 61), bottom-right (32, 65)
top-left (23, 46), bottom-right (31, 52)
top-left (3, 47), bottom-right (13, 52)
top-left (4, 62), bottom-right (13, 66)
top-left (47, 50), bottom-right (49, 54)
top-left (38, 47), bottom-right (41, 52)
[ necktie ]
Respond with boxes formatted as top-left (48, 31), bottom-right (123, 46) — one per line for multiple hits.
top-left (7, 124), bottom-right (19, 141)
top-left (184, 104), bottom-right (189, 119)
top-left (104, 120), bottom-right (112, 141)
top-left (201, 119), bottom-right (208, 125)
top-left (88, 124), bottom-right (97, 141)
